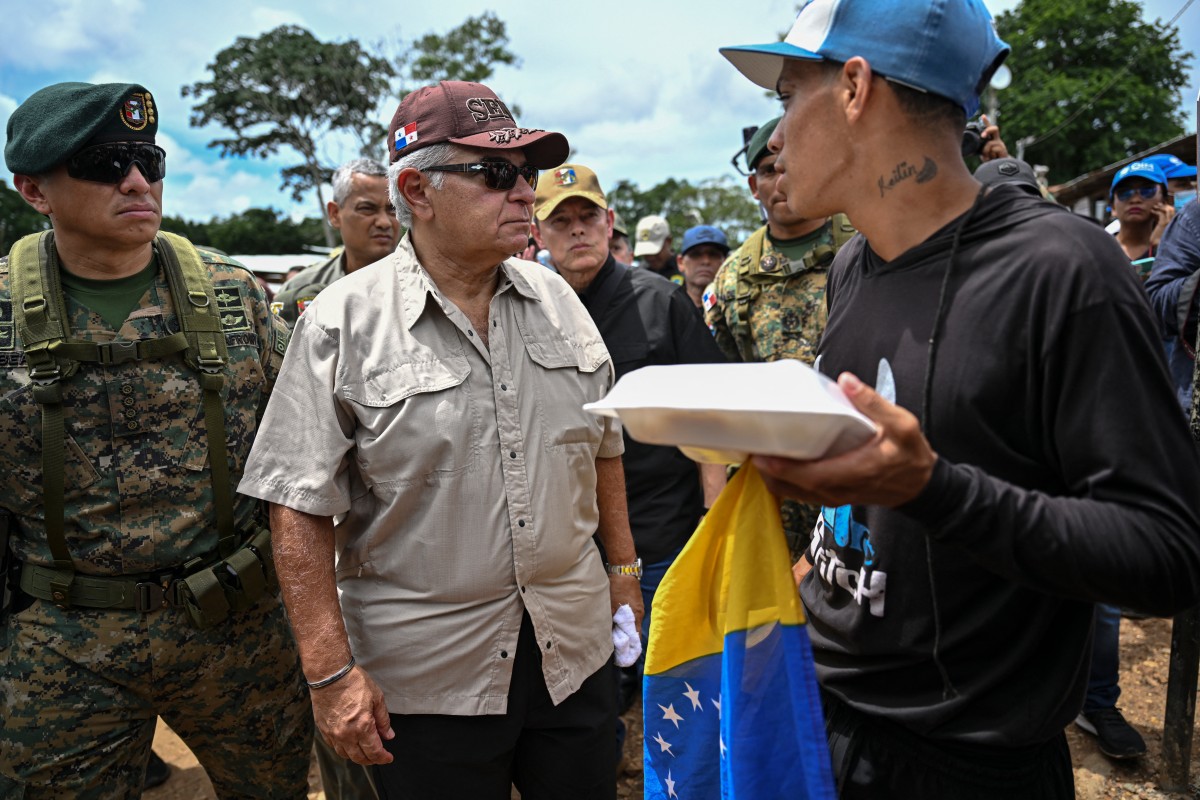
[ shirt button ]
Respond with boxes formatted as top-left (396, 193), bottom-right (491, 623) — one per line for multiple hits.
top-left (120, 384), bottom-right (133, 395)
top-left (518, 520), bottom-right (525, 528)
top-left (509, 451), bottom-right (516, 459)
top-left (545, 641), bottom-right (552, 649)
top-left (124, 409), bottom-right (137, 419)
top-left (126, 421), bottom-right (138, 430)
top-left (468, 330), bottom-right (474, 337)
top-left (500, 384), bottom-right (507, 391)
top-left (520, 586), bottom-right (526, 593)
top-left (500, 650), bottom-right (508, 659)
top-left (122, 397), bottom-right (135, 407)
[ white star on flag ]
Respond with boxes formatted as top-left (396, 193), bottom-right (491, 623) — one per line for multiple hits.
top-left (660, 703), bottom-right (685, 728)
top-left (712, 695), bottom-right (722, 719)
top-left (653, 731), bottom-right (674, 755)
top-left (720, 735), bottom-right (727, 758)
top-left (666, 769), bottom-right (678, 798)
top-left (683, 683), bottom-right (703, 711)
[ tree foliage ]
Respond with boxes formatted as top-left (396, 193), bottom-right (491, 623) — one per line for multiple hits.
top-left (0, 180), bottom-right (50, 254)
top-left (607, 175), bottom-right (763, 248)
top-left (161, 208), bottom-right (326, 255)
top-left (994, 0), bottom-right (1192, 184)
top-left (183, 15), bottom-right (520, 243)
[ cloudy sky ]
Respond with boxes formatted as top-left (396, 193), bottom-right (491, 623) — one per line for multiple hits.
top-left (1, 0), bottom-right (1196, 223)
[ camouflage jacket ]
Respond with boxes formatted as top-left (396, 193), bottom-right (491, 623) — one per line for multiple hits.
top-left (704, 215), bottom-right (855, 364)
top-left (271, 250), bottom-right (343, 327)
top-left (0, 240), bottom-right (289, 575)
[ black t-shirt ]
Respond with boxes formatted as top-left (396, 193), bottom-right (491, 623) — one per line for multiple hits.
top-left (805, 185), bottom-right (1200, 746)
top-left (579, 255), bottom-right (726, 563)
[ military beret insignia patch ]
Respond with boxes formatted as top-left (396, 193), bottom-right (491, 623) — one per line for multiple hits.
top-left (269, 301), bottom-right (284, 317)
top-left (554, 168), bottom-right (577, 186)
top-left (215, 284), bottom-right (250, 332)
top-left (121, 92), bottom-right (155, 131)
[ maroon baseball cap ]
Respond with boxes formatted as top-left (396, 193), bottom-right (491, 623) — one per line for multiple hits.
top-left (387, 81), bottom-right (568, 170)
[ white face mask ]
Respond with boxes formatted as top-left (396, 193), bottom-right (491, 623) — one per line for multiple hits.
top-left (1175, 190), bottom-right (1196, 213)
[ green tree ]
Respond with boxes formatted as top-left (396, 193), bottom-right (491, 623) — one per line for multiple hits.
top-left (994, 0), bottom-right (1192, 184)
top-left (182, 25), bottom-right (394, 245)
top-left (0, 180), bottom-right (50, 254)
top-left (608, 176), bottom-right (762, 249)
top-left (163, 208), bottom-right (326, 255)
top-left (402, 12), bottom-right (520, 85)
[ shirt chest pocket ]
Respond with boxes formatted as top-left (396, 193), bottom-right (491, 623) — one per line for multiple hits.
top-left (523, 336), bottom-right (611, 450)
top-left (341, 354), bottom-right (480, 488)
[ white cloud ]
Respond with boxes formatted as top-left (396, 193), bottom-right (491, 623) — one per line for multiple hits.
top-left (2, 0), bottom-right (146, 70)
top-left (250, 7), bottom-right (309, 30)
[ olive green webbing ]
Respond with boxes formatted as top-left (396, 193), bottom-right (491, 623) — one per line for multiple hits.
top-left (7, 230), bottom-right (236, 605)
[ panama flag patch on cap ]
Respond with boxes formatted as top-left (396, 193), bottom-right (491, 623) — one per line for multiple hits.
top-left (554, 168), bottom-right (577, 186)
top-left (394, 122), bottom-right (419, 152)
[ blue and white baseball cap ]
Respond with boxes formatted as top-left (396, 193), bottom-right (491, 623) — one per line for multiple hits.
top-left (1145, 154), bottom-right (1197, 180)
top-left (720, 0), bottom-right (1010, 117)
top-left (1110, 161), bottom-right (1168, 194)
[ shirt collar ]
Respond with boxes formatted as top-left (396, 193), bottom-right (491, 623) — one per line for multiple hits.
top-left (393, 233), bottom-right (545, 330)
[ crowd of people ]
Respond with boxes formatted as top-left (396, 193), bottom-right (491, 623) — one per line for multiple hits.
top-left (2, 0), bottom-right (1200, 798)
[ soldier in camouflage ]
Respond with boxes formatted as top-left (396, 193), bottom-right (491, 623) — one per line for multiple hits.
top-left (272, 157), bottom-right (400, 328)
top-left (0, 82), bottom-right (312, 799)
top-left (704, 116), bottom-right (856, 558)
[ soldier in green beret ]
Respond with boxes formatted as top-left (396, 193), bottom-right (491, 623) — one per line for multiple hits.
top-left (272, 157), bottom-right (400, 328)
top-left (704, 116), bottom-right (856, 560)
top-left (0, 81), bottom-right (313, 798)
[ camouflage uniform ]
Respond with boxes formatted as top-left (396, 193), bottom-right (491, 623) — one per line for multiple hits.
top-left (0, 242), bottom-right (313, 799)
top-left (704, 215), bottom-right (856, 557)
top-left (271, 249), bottom-right (344, 327)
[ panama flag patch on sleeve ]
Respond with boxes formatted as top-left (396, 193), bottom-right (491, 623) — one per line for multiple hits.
top-left (394, 123), bottom-right (419, 152)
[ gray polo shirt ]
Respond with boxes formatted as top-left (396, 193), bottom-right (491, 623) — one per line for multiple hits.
top-left (239, 233), bottom-right (623, 715)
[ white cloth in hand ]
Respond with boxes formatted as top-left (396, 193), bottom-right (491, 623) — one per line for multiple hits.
top-left (612, 603), bottom-right (642, 667)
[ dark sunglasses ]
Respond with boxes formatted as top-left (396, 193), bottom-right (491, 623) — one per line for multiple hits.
top-left (65, 142), bottom-right (166, 184)
top-left (422, 161), bottom-right (538, 191)
top-left (1114, 185), bottom-right (1160, 202)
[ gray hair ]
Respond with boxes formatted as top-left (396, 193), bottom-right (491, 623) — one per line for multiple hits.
top-left (331, 157), bottom-right (388, 206)
top-left (387, 143), bottom-right (456, 228)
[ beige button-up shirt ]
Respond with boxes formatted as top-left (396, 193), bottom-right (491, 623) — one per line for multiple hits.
top-left (239, 234), bottom-right (623, 714)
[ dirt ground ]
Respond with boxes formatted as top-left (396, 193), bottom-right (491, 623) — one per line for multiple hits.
top-left (145, 616), bottom-right (1200, 799)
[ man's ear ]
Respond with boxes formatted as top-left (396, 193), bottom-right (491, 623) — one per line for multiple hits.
top-left (748, 174), bottom-right (760, 200)
top-left (326, 200), bottom-right (342, 231)
top-left (398, 169), bottom-right (434, 222)
top-left (605, 208), bottom-right (614, 239)
top-left (531, 219), bottom-right (545, 249)
top-left (13, 174), bottom-right (52, 216)
top-left (841, 56), bottom-right (875, 125)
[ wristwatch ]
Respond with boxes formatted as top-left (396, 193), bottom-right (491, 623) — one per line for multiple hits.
top-left (606, 558), bottom-right (643, 578)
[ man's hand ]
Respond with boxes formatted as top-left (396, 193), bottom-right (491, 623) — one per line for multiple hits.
top-left (978, 114), bottom-right (1010, 162)
top-left (751, 372), bottom-right (937, 508)
top-left (792, 557), bottom-right (812, 589)
top-left (310, 666), bottom-right (395, 766)
top-left (609, 574), bottom-right (644, 633)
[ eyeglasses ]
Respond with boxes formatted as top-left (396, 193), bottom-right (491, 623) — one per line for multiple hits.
top-left (1114, 185), bottom-right (1160, 202)
top-left (65, 142), bottom-right (166, 184)
top-left (422, 161), bottom-right (538, 191)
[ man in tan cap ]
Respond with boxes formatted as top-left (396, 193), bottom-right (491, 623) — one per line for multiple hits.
top-left (239, 81), bottom-right (641, 799)
top-left (0, 81), bottom-right (311, 798)
top-left (634, 214), bottom-right (682, 283)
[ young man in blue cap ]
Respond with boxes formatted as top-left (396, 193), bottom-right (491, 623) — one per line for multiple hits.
top-left (0, 81), bottom-right (312, 798)
top-left (1147, 153), bottom-right (1198, 204)
top-left (676, 224), bottom-right (729, 308)
top-left (721, 2), bottom-right (1200, 797)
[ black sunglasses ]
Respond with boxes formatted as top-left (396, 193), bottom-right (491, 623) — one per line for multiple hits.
top-left (422, 161), bottom-right (538, 191)
top-left (65, 142), bottom-right (167, 184)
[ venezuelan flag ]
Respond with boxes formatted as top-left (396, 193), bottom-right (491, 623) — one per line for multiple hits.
top-left (643, 463), bottom-right (834, 800)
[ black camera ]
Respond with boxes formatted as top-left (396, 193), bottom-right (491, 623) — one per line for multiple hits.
top-left (962, 120), bottom-right (987, 158)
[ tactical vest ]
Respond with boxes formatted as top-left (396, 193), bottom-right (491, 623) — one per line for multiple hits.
top-left (6, 230), bottom-right (276, 628)
top-left (726, 214), bottom-right (856, 351)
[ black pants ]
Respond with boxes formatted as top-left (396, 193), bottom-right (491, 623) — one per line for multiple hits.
top-left (372, 613), bottom-right (616, 800)
top-left (823, 691), bottom-right (1074, 800)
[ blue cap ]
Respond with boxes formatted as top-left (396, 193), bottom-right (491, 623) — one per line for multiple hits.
top-left (1110, 161), bottom-right (1168, 195)
top-left (1145, 154), bottom-right (1197, 181)
top-left (681, 225), bottom-right (730, 256)
top-left (720, 0), bottom-right (1010, 117)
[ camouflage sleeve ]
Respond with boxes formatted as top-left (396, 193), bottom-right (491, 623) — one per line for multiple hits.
top-left (706, 258), bottom-right (742, 362)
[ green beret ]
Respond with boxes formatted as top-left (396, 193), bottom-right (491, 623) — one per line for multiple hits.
top-left (5, 82), bottom-right (158, 175)
top-left (746, 116), bottom-right (781, 173)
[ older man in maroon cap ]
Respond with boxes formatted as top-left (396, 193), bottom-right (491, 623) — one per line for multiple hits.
top-left (239, 81), bottom-right (641, 799)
